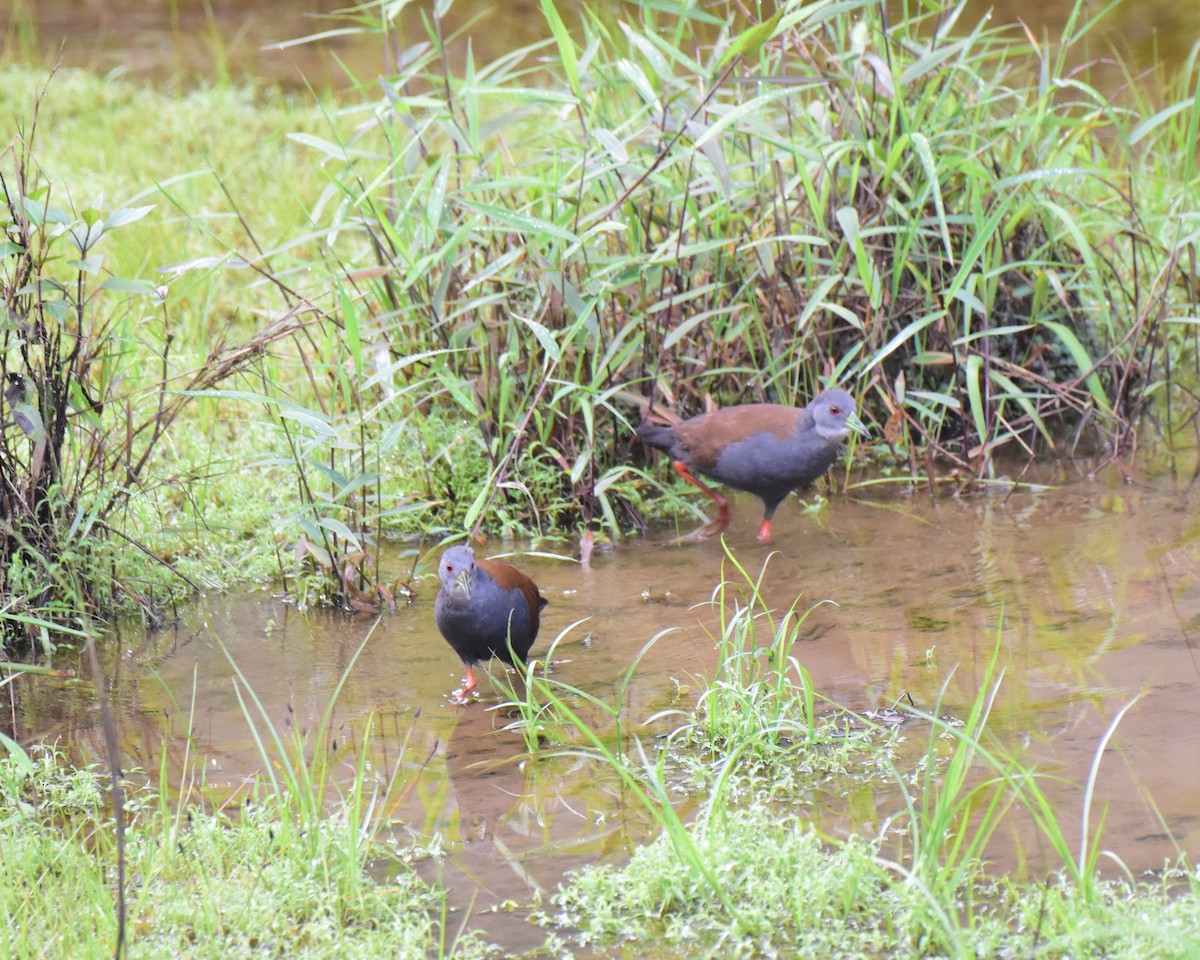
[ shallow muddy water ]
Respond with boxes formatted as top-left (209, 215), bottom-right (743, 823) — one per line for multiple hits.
top-left (12, 0), bottom-right (1200, 89)
top-left (12, 466), bottom-right (1200, 953)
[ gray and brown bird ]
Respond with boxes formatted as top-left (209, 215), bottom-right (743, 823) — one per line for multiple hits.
top-left (434, 545), bottom-right (547, 704)
top-left (635, 388), bottom-right (868, 543)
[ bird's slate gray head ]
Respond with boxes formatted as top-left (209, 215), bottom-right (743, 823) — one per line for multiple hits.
top-left (438, 544), bottom-right (477, 599)
top-left (809, 389), bottom-right (863, 442)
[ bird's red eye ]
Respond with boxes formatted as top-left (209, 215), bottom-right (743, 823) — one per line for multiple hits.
top-left (829, 406), bottom-right (840, 414)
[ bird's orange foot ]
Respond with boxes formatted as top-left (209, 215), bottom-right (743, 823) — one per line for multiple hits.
top-left (756, 519), bottom-right (773, 542)
top-left (450, 668), bottom-right (477, 704)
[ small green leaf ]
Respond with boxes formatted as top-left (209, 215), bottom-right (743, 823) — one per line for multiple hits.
top-left (517, 315), bottom-right (560, 362)
top-left (23, 197), bottom-right (46, 227)
top-left (100, 277), bottom-right (157, 294)
top-left (459, 199), bottom-right (578, 243)
top-left (717, 9), bottom-right (783, 69)
top-left (11, 402), bottom-right (45, 442)
top-left (912, 132), bottom-right (954, 266)
top-left (315, 517), bottom-right (363, 547)
top-left (0, 731), bottom-right (34, 774)
top-left (297, 518), bottom-right (322, 540)
top-left (287, 132), bottom-right (350, 161)
top-left (965, 353), bottom-right (987, 446)
top-left (67, 255), bottom-right (104, 274)
top-left (42, 300), bottom-right (71, 322)
top-left (104, 205), bottom-right (155, 229)
top-left (69, 221), bottom-right (104, 255)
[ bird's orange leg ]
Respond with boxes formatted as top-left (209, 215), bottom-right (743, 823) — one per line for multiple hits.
top-left (756, 518), bottom-right (773, 543)
top-left (451, 665), bottom-right (477, 704)
top-left (671, 461), bottom-right (730, 541)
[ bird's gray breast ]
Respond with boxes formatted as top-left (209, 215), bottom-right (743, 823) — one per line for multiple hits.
top-left (711, 430), bottom-right (839, 493)
top-left (435, 574), bottom-right (530, 645)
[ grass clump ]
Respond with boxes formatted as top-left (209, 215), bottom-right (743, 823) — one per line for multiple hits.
top-left (647, 547), bottom-right (894, 805)
top-left (532, 630), bottom-right (1200, 958)
top-left (125, 796), bottom-right (453, 960)
top-left (548, 805), bottom-right (1200, 959)
top-left (0, 70), bottom-right (393, 630)
top-left (271, 0), bottom-right (1200, 543)
top-left (0, 126), bottom-right (321, 640)
top-left (0, 745), bottom-right (489, 960)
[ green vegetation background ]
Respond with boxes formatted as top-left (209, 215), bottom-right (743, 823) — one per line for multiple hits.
top-left (2, 0), bottom-right (1199, 957)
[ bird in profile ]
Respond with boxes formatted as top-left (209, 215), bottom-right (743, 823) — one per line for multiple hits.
top-left (635, 388), bottom-right (868, 543)
top-left (434, 544), bottom-right (547, 704)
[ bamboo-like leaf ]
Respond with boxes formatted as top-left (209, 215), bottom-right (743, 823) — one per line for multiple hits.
top-left (518, 315), bottom-right (561, 363)
top-left (988, 369), bottom-right (1055, 449)
top-left (685, 118), bottom-right (731, 199)
top-left (309, 461), bottom-right (350, 488)
top-left (716, 9), bottom-right (783, 69)
top-left (458, 199), bottom-right (578, 243)
top-left (835, 206), bottom-right (879, 305)
top-left (332, 472), bottom-right (382, 501)
top-left (0, 731), bottom-right (33, 771)
top-left (315, 517), bottom-right (363, 548)
top-left (594, 128), bottom-right (629, 164)
top-left (944, 192), bottom-right (1016, 303)
top-left (361, 348), bottom-right (453, 391)
top-left (912, 133), bottom-right (954, 265)
top-left (1037, 319), bottom-right (1111, 411)
top-left (340, 283), bottom-right (362, 378)
top-left (965, 353), bottom-right (987, 448)
top-left (279, 408), bottom-right (339, 437)
top-left (426, 159), bottom-right (449, 235)
top-left (614, 58), bottom-right (661, 111)
top-left (862, 310), bottom-right (947, 375)
top-left (287, 132), bottom-right (350, 161)
top-left (663, 306), bottom-right (740, 351)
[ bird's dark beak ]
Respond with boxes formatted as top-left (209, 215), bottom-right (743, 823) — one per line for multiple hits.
top-left (847, 412), bottom-right (870, 439)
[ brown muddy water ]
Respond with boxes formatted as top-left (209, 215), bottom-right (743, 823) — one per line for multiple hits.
top-left (9, 0), bottom-right (1200, 89)
top-left (11, 468), bottom-right (1200, 953)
